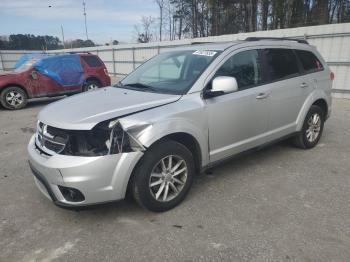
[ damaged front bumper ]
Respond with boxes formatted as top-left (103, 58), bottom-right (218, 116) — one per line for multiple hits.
top-left (27, 135), bottom-right (143, 207)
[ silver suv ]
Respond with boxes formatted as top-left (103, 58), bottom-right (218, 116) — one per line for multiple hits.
top-left (28, 38), bottom-right (333, 212)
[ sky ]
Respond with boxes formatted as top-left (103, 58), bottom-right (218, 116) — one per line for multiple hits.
top-left (0, 0), bottom-right (159, 44)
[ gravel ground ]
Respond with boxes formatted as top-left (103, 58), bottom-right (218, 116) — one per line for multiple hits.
top-left (0, 97), bottom-right (349, 262)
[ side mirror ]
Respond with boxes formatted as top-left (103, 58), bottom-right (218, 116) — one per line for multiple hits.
top-left (204, 76), bottom-right (238, 98)
top-left (31, 70), bottom-right (38, 80)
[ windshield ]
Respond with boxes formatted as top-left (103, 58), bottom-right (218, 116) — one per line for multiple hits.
top-left (119, 50), bottom-right (221, 95)
top-left (14, 59), bottom-right (38, 72)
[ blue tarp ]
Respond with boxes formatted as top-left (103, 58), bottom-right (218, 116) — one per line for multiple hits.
top-left (33, 54), bottom-right (85, 87)
top-left (15, 53), bottom-right (49, 69)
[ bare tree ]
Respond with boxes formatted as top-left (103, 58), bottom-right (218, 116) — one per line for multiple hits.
top-left (166, 0), bottom-right (173, 40)
top-left (155, 0), bottom-right (165, 41)
top-left (134, 0), bottom-right (350, 41)
top-left (134, 16), bottom-right (156, 43)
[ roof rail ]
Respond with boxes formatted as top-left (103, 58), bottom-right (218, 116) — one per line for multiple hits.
top-left (68, 51), bottom-right (92, 54)
top-left (190, 41), bottom-right (214, 45)
top-left (245, 37), bottom-right (309, 44)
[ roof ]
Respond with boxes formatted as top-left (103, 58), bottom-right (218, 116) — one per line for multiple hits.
top-left (171, 41), bottom-right (243, 51)
top-left (168, 38), bottom-right (313, 52)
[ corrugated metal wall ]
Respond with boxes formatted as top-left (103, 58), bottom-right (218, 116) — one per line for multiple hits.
top-left (1, 23), bottom-right (349, 98)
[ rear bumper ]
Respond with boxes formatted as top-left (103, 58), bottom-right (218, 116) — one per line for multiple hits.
top-left (27, 135), bottom-right (143, 207)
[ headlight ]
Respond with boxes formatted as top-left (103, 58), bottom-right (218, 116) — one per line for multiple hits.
top-left (62, 119), bottom-right (145, 156)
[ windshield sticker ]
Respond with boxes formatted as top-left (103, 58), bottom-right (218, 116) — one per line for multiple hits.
top-left (193, 50), bottom-right (217, 57)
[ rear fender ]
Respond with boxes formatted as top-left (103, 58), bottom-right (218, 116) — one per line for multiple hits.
top-left (296, 89), bottom-right (330, 131)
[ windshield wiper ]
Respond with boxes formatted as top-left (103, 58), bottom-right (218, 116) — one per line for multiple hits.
top-left (123, 83), bottom-right (154, 90)
top-left (123, 83), bottom-right (156, 91)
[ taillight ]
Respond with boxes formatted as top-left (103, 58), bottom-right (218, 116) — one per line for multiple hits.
top-left (104, 68), bottom-right (109, 76)
top-left (330, 71), bottom-right (335, 81)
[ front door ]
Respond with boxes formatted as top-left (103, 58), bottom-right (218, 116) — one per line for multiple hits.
top-left (28, 70), bottom-right (61, 97)
top-left (205, 49), bottom-right (271, 163)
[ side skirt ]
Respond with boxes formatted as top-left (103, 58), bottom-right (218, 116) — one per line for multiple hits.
top-left (201, 132), bottom-right (299, 173)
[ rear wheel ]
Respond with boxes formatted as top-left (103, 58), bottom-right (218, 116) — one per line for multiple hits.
top-left (0, 86), bottom-right (28, 110)
top-left (132, 140), bottom-right (195, 212)
top-left (293, 105), bottom-right (324, 149)
top-left (83, 79), bottom-right (101, 92)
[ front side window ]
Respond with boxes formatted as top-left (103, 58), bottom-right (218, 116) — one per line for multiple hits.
top-left (295, 50), bottom-right (323, 73)
top-left (120, 50), bottom-right (220, 95)
top-left (263, 48), bottom-right (300, 81)
top-left (215, 49), bottom-right (262, 90)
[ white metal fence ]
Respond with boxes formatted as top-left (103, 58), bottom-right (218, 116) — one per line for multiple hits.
top-left (1, 23), bottom-right (350, 98)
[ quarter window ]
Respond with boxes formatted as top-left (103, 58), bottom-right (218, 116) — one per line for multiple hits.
top-left (82, 56), bottom-right (102, 67)
top-left (263, 49), bottom-right (300, 81)
top-left (215, 50), bottom-right (262, 90)
top-left (295, 50), bottom-right (324, 73)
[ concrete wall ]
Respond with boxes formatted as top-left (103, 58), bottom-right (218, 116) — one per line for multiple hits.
top-left (1, 23), bottom-right (350, 97)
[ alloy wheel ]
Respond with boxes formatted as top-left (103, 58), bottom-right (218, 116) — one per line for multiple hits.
top-left (149, 155), bottom-right (188, 202)
top-left (6, 91), bottom-right (24, 107)
top-left (306, 113), bottom-right (321, 143)
top-left (86, 83), bottom-right (99, 91)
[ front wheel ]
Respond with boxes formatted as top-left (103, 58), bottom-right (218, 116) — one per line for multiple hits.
top-left (0, 86), bottom-right (28, 110)
top-left (293, 105), bottom-right (324, 149)
top-left (132, 140), bottom-right (195, 212)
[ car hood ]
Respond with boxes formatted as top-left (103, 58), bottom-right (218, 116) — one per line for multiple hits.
top-left (38, 87), bottom-right (181, 130)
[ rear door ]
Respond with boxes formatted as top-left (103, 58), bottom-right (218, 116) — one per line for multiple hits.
top-left (295, 49), bottom-right (330, 94)
top-left (261, 48), bottom-right (312, 138)
top-left (206, 49), bottom-right (271, 162)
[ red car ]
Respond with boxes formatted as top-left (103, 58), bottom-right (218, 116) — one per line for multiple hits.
top-left (0, 53), bottom-right (111, 110)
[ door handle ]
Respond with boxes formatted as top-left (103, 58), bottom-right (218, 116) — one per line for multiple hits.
top-left (300, 82), bottom-right (309, 88)
top-left (256, 93), bottom-right (269, 99)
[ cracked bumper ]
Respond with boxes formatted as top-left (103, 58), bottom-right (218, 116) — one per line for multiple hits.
top-left (27, 135), bottom-right (143, 207)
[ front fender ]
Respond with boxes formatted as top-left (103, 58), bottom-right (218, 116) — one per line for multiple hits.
top-left (121, 117), bottom-right (209, 167)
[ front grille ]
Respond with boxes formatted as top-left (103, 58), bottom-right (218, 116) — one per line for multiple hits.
top-left (36, 122), bottom-right (69, 154)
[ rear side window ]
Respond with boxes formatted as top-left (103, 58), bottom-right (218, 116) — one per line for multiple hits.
top-left (82, 56), bottom-right (103, 67)
top-left (295, 50), bottom-right (323, 73)
top-left (263, 49), bottom-right (300, 81)
top-left (215, 49), bottom-right (262, 90)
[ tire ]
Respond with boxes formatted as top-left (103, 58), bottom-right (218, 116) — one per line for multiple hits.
top-left (132, 140), bottom-right (195, 212)
top-left (293, 105), bottom-right (324, 149)
top-left (0, 86), bottom-right (28, 110)
top-left (83, 79), bottom-right (101, 92)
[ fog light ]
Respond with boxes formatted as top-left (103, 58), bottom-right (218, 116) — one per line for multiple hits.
top-left (58, 186), bottom-right (85, 202)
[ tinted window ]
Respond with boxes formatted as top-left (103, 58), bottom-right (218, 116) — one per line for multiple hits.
top-left (82, 56), bottom-right (102, 67)
top-left (264, 49), bottom-right (299, 81)
top-left (295, 50), bottom-right (323, 73)
top-left (215, 50), bottom-right (262, 90)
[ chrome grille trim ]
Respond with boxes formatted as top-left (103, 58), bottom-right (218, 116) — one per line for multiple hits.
top-left (35, 121), bottom-right (68, 155)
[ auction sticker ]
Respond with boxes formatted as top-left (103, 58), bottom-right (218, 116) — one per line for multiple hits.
top-left (193, 50), bottom-right (217, 56)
